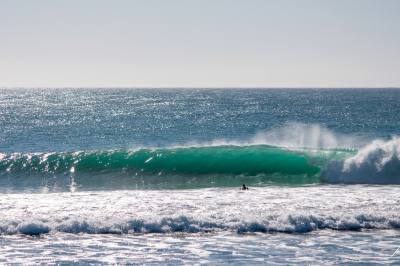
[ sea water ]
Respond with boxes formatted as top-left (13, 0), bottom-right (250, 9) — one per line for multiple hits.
top-left (1, 88), bottom-right (400, 264)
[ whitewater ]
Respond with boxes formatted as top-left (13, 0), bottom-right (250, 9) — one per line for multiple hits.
top-left (2, 186), bottom-right (400, 264)
top-left (1, 88), bottom-right (400, 264)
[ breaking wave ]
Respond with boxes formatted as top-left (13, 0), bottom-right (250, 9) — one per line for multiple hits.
top-left (324, 137), bottom-right (400, 184)
top-left (2, 213), bottom-right (400, 236)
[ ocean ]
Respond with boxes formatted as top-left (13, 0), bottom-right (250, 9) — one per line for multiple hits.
top-left (1, 88), bottom-right (400, 264)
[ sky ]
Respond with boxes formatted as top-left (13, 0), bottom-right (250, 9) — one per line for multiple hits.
top-left (0, 0), bottom-right (399, 88)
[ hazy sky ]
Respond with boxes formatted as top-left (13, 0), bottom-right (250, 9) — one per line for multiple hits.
top-left (1, 0), bottom-right (399, 88)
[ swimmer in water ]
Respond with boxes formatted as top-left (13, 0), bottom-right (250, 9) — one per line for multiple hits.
top-left (241, 184), bottom-right (249, 190)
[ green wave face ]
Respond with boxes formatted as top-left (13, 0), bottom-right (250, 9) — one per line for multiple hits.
top-left (0, 146), bottom-right (353, 190)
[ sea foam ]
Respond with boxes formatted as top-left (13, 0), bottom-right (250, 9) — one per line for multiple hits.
top-left (1, 186), bottom-right (400, 236)
top-left (324, 137), bottom-right (400, 184)
top-left (2, 212), bottom-right (400, 236)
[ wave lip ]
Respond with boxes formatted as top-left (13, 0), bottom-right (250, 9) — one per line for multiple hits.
top-left (323, 137), bottom-right (400, 184)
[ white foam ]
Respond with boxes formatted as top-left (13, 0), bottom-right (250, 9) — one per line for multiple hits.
top-left (1, 186), bottom-right (400, 235)
top-left (2, 213), bottom-right (400, 235)
top-left (343, 137), bottom-right (400, 172)
top-left (324, 137), bottom-right (400, 184)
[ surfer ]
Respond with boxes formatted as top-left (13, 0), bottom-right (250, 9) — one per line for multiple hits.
top-left (241, 184), bottom-right (249, 190)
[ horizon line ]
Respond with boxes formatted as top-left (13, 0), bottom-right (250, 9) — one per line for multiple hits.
top-left (1, 86), bottom-right (400, 90)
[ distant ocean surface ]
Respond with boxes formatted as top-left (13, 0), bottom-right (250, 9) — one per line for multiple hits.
top-left (1, 88), bottom-right (400, 264)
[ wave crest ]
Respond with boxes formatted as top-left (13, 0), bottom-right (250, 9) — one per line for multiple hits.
top-left (324, 137), bottom-right (400, 184)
